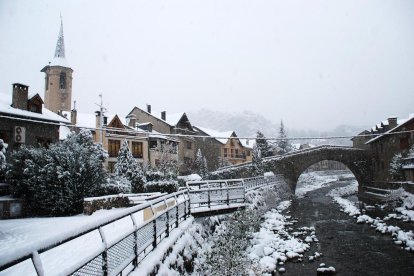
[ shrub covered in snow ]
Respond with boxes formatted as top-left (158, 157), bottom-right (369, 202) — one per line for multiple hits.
top-left (252, 144), bottom-right (264, 176)
top-left (104, 175), bottom-right (132, 194)
top-left (114, 140), bottom-right (146, 193)
top-left (7, 130), bottom-right (108, 216)
top-left (194, 149), bottom-right (209, 179)
top-left (256, 131), bottom-right (273, 157)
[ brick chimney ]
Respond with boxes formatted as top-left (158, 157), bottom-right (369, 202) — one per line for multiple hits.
top-left (95, 111), bottom-right (101, 128)
top-left (12, 83), bottom-right (29, 110)
top-left (388, 117), bottom-right (398, 129)
top-left (147, 104), bottom-right (151, 114)
top-left (71, 108), bottom-right (77, 125)
top-left (161, 111), bottom-right (166, 121)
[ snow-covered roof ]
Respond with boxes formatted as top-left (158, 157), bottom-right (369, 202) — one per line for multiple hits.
top-left (62, 111), bottom-right (127, 129)
top-left (0, 92), bottom-right (69, 124)
top-left (240, 138), bottom-right (255, 149)
top-left (366, 114), bottom-right (414, 144)
top-left (195, 126), bottom-right (234, 144)
top-left (164, 112), bottom-right (185, 126)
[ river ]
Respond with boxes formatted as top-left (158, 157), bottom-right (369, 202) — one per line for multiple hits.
top-left (280, 180), bottom-right (414, 275)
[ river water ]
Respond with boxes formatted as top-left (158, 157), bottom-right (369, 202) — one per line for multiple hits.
top-left (279, 180), bottom-right (414, 275)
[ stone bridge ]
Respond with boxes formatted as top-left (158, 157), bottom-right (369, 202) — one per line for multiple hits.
top-left (213, 145), bottom-right (372, 192)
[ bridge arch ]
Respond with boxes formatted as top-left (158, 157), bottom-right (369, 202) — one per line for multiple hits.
top-left (264, 146), bottom-right (372, 193)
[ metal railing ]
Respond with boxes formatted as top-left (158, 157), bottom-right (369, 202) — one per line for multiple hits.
top-left (187, 175), bottom-right (282, 212)
top-left (0, 190), bottom-right (191, 276)
top-left (0, 175), bottom-right (283, 275)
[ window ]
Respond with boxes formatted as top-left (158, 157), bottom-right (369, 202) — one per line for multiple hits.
top-left (150, 140), bottom-right (158, 149)
top-left (246, 150), bottom-right (251, 157)
top-left (223, 148), bottom-right (228, 158)
top-left (108, 162), bottom-right (116, 173)
top-left (235, 149), bottom-right (239, 158)
top-left (60, 72), bottom-right (66, 89)
top-left (108, 140), bottom-right (120, 157)
top-left (186, 141), bottom-right (192, 149)
top-left (132, 142), bottom-right (143, 158)
top-left (231, 149), bottom-right (235, 158)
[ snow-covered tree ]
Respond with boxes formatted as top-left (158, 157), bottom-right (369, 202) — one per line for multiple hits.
top-left (218, 156), bottom-right (232, 168)
top-left (153, 141), bottom-right (179, 180)
top-left (275, 120), bottom-right (292, 154)
top-left (195, 149), bottom-right (209, 179)
top-left (8, 130), bottom-right (108, 215)
top-left (0, 139), bottom-right (7, 180)
top-left (252, 144), bottom-right (264, 176)
top-left (255, 131), bottom-right (272, 157)
top-left (389, 152), bottom-right (405, 181)
top-left (105, 175), bottom-right (131, 194)
top-left (114, 140), bottom-right (146, 193)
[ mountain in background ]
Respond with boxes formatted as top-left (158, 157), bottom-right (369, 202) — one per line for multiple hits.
top-left (187, 109), bottom-right (368, 146)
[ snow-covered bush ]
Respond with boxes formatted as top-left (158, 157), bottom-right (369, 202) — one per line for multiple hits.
top-left (8, 130), bottom-right (108, 216)
top-left (104, 175), bottom-right (132, 194)
top-left (114, 140), bottom-right (146, 192)
top-left (389, 153), bottom-right (404, 181)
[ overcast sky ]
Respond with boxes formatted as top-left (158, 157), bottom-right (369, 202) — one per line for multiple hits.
top-left (0, 0), bottom-right (413, 131)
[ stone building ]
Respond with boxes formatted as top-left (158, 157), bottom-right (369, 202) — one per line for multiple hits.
top-left (364, 115), bottom-right (414, 182)
top-left (194, 127), bottom-right (253, 166)
top-left (351, 130), bottom-right (371, 149)
top-left (41, 18), bottom-right (73, 113)
top-left (0, 83), bottom-right (69, 156)
top-left (127, 106), bottom-right (195, 174)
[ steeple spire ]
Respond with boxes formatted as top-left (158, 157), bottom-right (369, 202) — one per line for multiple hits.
top-left (54, 15), bottom-right (65, 59)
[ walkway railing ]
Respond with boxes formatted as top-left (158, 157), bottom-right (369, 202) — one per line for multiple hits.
top-left (0, 190), bottom-right (191, 276)
top-left (187, 175), bottom-right (281, 213)
top-left (0, 175), bottom-right (283, 275)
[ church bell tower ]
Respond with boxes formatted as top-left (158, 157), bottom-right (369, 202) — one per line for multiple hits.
top-left (41, 17), bottom-right (73, 113)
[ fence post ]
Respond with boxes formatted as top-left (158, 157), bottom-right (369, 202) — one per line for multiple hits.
top-left (208, 185), bottom-right (211, 209)
top-left (31, 251), bottom-right (44, 276)
top-left (227, 186), bottom-right (230, 206)
top-left (166, 210), bottom-right (170, 237)
top-left (98, 227), bottom-right (108, 276)
top-left (153, 219), bottom-right (157, 248)
top-left (175, 196), bottom-right (179, 228)
top-left (130, 214), bottom-right (138, 268)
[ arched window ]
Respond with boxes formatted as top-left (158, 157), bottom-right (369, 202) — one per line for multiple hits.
top-left (60, 72), bottom-right (66, 89)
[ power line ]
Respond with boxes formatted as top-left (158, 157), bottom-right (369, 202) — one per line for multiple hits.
top-left (1, 114), bottom-right (413, 142)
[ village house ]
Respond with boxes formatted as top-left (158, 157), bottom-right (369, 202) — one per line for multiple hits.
top-left (364, 114), bottom-right (414, 182)
top-left (193, 126), bottom-right (253, 166)
top-left (0, 83), bottom-right (70, 157)
top-left (127, 105), bottom-right (195, 174)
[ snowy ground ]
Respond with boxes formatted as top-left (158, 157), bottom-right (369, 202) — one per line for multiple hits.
top-left (327, 182), bottom-right (414, 252)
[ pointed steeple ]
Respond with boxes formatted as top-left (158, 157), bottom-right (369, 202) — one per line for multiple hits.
top-left (54, 16), bottom-right (65, 59)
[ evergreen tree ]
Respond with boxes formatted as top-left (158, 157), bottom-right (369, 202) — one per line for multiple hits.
top-left (252, 144), bottom-right (264, 176)
top-left (255, 131), bottom-right (273, 157)
top-left (0, 139), bottom-right (7, 181)
top-left (154, 141), bottom-right (179, 180)
top-left (276, 120), bottom-right (292, 154)
top-left (7, 130), bottom-right (108, 215)
top-left (195, 149), bottom-right (209, 179)
top-left (114, 140), bottom-right (146, 193)
top-left (389, 152), bottom-right (405, 181)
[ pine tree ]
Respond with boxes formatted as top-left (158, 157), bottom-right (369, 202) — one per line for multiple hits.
top-left (195, 149), bottom-right (209, 179)
top-left (276, 120), bottom-right (291, 154)
top-left (389, 152), bottom-right (405, 181)
top-left (0, 139), bottom-right (7, 180)
top-left (252, 144), bottom-right (264, 176)
top-left (255, 131), bottom-right (273, 157)
top-left (114, 140), bottom-right (146, 193)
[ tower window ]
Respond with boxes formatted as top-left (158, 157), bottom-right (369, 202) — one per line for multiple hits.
top-left (60, 72), bottom-right (66, 89)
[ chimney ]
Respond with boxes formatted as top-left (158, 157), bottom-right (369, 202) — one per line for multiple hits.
top-left (388, 117), bottom-right (398, 129)
top-left (147, 104), bottom-right (151, 114)
top-left (127, 114), bottom-right (137, 127)
top-left (71, 109), bottom-right (77, 125)
top-left (161, 111), bottom-right (166, 121)
top-left (12, 83), bottom-right (29, 110)
top-left (95, 111), bottom-right (101, 128)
